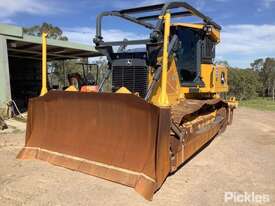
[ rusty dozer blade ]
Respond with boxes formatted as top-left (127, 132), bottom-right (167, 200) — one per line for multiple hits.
top-left (17, 91), bottom-right (171, 200)
top-left (17, 91), bottom-right (232, 200)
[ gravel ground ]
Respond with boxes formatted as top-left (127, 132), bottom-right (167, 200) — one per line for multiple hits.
top-left (0, 107), bottom-right (274, 206)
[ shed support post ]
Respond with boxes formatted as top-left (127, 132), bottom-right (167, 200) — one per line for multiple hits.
top-left (0, 35), bottom-right (11, 117)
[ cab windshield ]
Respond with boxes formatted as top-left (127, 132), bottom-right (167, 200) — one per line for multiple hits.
top-left (172, 27), bottom-right (202, 86)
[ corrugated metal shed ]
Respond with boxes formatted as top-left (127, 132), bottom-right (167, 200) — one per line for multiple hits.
top-left (0, 23), bottom-right (101, 117)
top-left (0, 23), bottom-right (101, 60)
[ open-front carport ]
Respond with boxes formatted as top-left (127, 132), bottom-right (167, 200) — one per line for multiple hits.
top-left (0, 23), bottom-right (101, 116)
top-left (7, 35), bottom-right (100, 61)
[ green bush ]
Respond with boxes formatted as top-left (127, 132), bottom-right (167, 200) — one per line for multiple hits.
top-left (228, 68), bottom-right (262, 100)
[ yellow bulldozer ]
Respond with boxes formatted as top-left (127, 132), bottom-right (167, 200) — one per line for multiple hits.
top-left (18, 2), bottom-right (237, 200)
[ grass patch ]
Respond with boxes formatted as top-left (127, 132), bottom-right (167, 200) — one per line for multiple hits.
top-left (239, 97), bottom-right (275, 111)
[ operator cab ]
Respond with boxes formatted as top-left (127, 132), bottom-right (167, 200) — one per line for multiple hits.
top-left (171, 24), bottom-right (217, 87)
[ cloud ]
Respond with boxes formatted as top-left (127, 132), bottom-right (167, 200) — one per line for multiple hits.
top-left (136, 0), bottom-right (207, 10)
top-left (218, 24), bottom-right (275, 54)
top-left (217, 24), bottom-right (275, 67)
top-left (64, 24), bottom-right (275, 68)
top-left (64, 27), bottom-right (147, 45)
top-left (263, 0), bottom-right (275, 8)
top-left (137, 0), bottom-right (164, 6)
top-left (0, 0), bottom-right (62, 19)
top-left (108, 0), bottom-right (164, 9)
top-left (257, 0), bottom-right (275, 12)
top-left (0, 18), bottom-right (15, 24)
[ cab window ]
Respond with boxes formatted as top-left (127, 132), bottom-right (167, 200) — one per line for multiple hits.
top-left (173, 27), bottom-right (201, 86)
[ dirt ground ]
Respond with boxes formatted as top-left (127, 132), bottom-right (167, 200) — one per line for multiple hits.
top-left (0, 108), bottom-right (274, 206)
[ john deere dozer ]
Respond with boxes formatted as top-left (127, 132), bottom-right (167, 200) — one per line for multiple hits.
top-left (18, 2), bottom-right (237, 200)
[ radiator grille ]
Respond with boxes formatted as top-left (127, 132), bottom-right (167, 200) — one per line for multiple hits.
top-left (112, 66), bottom-right (148, 98)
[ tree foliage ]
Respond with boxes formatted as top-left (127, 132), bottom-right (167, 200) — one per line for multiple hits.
top-left (227, 58), bottom-right (275, 100)
top-left (250, 58), bottom-right (275, 97)
top-left (23, 22), bottom-right (68, 40)
top-left (228, 68), bottom-right (262, 100)
top-left (215, 60), bottom-right (230, 67)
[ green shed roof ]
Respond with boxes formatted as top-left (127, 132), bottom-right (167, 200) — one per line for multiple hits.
top-left (0, 23), bottom-right (101, 61)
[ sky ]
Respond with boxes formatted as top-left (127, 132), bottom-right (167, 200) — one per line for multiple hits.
top-left (0, 0), bottom-right (275, 68)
